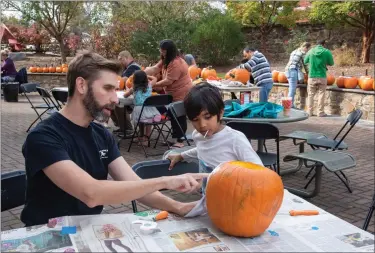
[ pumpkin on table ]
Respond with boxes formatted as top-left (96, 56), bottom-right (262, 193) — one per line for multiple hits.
top-left (226, 68), bottom-right (250, 85)
top-left (206, 161), bottom-right (284, 237)
top-left (201, 66), bottom-right (217, 80)
top-left (43, 65), bottom-right (49, 73)
top-left (49, 66), bottom-right (56, 73)
top-left (336, 76), bottom-right (345, 88)
top-left (358, 76), bottom-right (374, 91)
top-left (29, 66), bottom-right (37, 73)
top-left (56, 66), bottom-right (62, 73)
top-left (272, 70), bottom-right (279, 82)
top-left (126, 75), bottom-right (134, 89)
top-left (188, 65), bottom-right (202, 80)
top-left (277, 72), bottom-right (288, 83)
top-left (343, 77), bottom-right (358, 89)
top-left (118, 76), bottom-right (125, 90)
top-left (37, 66), bottom-right (43, 73)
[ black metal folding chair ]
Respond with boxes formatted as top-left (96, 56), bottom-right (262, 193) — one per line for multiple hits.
top-left (166, 101), bottom-right (192, 146)
top-left (226, 121), bottom-right (280, 174)
top-left (128, 94), bottom-right (173, 157)
top-left (363, 192), bottom-right (375, 231)
top-left (130, 159), bottom-right (199, 213)
top-left (1, 170), bottom-right (26, 212)
top-left (51, 89), bottom-right (68, 109)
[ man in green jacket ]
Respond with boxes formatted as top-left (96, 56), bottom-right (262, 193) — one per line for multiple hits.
top-left (304, 40), bottom-right (334, 117)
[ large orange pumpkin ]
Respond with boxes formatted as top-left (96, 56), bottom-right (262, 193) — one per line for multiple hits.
top-left (227, 68), bottom-right (250, 84)
top-left (188, 65), bottom-right (201, 80)
top-left (277, 72), bottom-right (288, 83)
top-left (358, 75), bottom-right (372, 89)
top-left (126, 75), bottom-right (134, 89)
top-left (206, 161), bottom-right (284, 237)
top-left (344, 77), bottom-right (358, 89)
top-left (336, 76), bottom-right (345, 88)
top-left (327, 74), bottom-right (335, 86)
top-left (201, 66), bottom-right (217, 80)
top-left (118, 76), bottom-right (125, 90)
top-left (272, 70), bottom-right (279, 82)
top-left (359, 77), bottom-right (374, 91)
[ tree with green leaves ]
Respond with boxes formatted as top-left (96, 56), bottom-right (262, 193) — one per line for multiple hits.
top-left (226, 1), bottom-right (298, 52)
top-left (5, 1), bottom-right (81, 62)
top-left (309, 1), bottom-right (375, 64)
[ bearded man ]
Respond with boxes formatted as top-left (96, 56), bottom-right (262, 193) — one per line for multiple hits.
top-left (21, 51), bottom-right (208, 227)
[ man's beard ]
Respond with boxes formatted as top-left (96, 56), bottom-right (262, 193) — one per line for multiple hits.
top-left (83, 86), bottom-right (115, 123)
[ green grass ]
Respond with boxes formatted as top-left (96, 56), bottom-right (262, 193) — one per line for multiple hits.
top-left (217, 72), bottom-right (226, 79)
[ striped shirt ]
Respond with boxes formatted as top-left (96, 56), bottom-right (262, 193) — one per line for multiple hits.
top-left (285, 48), bottom-right (307, 71)
top-left (239, 51), bottom-right (273, 86)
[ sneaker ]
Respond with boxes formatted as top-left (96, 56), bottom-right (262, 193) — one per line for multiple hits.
top-left (318, 113), bottom-right (328, 117)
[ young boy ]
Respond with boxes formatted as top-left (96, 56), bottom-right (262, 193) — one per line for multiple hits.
top-left (168, 83), bottom-right (263, 192)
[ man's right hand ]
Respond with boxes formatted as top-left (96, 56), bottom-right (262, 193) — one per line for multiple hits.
top-left (163, 173), bottom-right (209, 193)
top-left (167, 154), bottom-right (183, 170)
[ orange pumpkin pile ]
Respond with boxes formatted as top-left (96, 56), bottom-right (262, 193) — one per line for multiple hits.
top-left (188, 65), bottom-right (202, 80)
top-left (206, 161), bottom-right (284, 237)
top-left (201, 66), bottom-right (217, 80)
top-left (225, 68), bottom-right (250, 84)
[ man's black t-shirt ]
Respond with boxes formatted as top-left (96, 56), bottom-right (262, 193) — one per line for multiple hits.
top-left (122, 61), bottom-right (141, 78)
top-left (21, 112), bottom-right (121, 226)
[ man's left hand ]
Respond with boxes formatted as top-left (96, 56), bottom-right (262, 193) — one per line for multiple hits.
top-left (174, 201), bottom-right (200, 217)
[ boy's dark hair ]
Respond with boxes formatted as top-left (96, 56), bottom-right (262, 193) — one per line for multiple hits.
top-left (317, 39), bottom-right (326, 46)
top-left (132, 70), bottom-right (148, 93)
top-left (67, 50), bottom-right (122, 97)
top-left (244, 47), bottom-right (256, 53)
top-left (184, 82), bottom-right (224, 121)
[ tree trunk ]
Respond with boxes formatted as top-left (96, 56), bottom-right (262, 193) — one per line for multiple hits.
top-left (35, 43), bottom-right (42, 53)
top-left (360, 30), bottom-right (374, 64)
top-left (58, 38), bottom-right (67, 63)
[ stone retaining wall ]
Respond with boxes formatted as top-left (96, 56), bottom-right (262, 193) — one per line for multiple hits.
top-left (28, 73), bottom-right (66, 89)
top-left (269, 83), bottom-right (375, 121)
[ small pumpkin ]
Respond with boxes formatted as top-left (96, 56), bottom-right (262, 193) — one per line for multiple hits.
top-left (206, 161), bottom-right (284, 237)
top-left (327, 74), bottom-right (335, 86)
top-left (56, 66), bottom-right (62, 73)
top-left (272, 70), bottom-right (279, 82)
top-left (188, 65), bottom-right (202, 80)
top-left (37, 66), bottom-right (43, 73)
top-left (29, 66), bottom-right (37, 73)
top-left (43, 65), bottom-right (49, 73)
top-left (201, 66), bottom-right (217, 80)
top-left (336, 76), bottom-right (345, 88)
top-left (49, 66), bottom-right (56, 73)
top-left (126, 75), bottom-right (134, 89)
top-left (227, 68), bottom-right (250, 84)
top-left (344, 77), bottom-right (358, 89)
top-left (358, 76), bottom-right (372, 89)
top-left (61, 63), bottom-right (68, 68)
top-left (359, 77), bottom-right (374, 91)
top-left (117, 76), bottom-right (125, 90)
top-left (277, 72), bottom-right (288, 83)
top-left (62, 67), bottom-right (68, 73)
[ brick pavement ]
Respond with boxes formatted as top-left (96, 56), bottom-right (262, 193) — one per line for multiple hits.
top-left (1, 94), bottom-right (374, 234)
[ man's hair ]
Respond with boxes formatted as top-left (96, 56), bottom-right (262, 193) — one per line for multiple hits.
top-left (67, 50), bottom-right (122, 97)
top-left (184, 82), bottom-right (224, 121)
top-left (244, 47), bottom-right (256, 53)
top-left (118, 50), bottom-right (132, 59)
top-left (317, 39), bottom-right (326, 46)
top-left (301, 42), bottom-right (311, 49)
top-left (1, 49), bottom-right (9, 56)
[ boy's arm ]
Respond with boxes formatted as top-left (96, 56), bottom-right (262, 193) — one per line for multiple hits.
top-left (181, 147), bottom-right (198, 162)
top-left (327, 51), bottom-right (334, 66)
top-left (234, 133), bottom-right (263, 166)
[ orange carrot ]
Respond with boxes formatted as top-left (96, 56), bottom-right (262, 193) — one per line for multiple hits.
top-left (289, 210), bottom-right (319, 216)
top-left (154, 211), bottom-right (169, 221)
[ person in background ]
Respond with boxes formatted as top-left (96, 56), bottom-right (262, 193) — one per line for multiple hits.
top-left (179, 49), bottom-right (196, 66)
top-left (304, 39), bottom-right (334, 117)
top-left (123, 70), bottom-right (160, 146)
top-left (1, 49), bottom-right (17, 82)
top-left (285, 42), bottom-right (311, 108)
top-left (111, 51), bottom-right (141, 135)
top-left (147, 40), bottom-right (193, 148)
top-left (238, 47), bottom-right (273, 102)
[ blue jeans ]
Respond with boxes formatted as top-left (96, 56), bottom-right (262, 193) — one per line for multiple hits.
top-left (287, 69), bottom-right (298, 107)
top-left (259, 82), bottom-right (273, 102)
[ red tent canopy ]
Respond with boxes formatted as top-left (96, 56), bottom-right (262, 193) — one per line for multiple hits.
top-left (0, 23), bottom-right (23, 51)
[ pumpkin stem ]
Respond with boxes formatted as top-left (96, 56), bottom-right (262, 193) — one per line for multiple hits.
top-left (229, 73), bottom-right (235, 78)
top-left (365, 69), bottom-right (368, 75)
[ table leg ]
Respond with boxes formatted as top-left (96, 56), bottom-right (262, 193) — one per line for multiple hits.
top-left (231, 92), bottom-right (237, 99)
top-left (257, 139), bottom-right (264, 152)
top-left (284, 165), bottom-right (322, 198)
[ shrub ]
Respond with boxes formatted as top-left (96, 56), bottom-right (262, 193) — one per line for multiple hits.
top-left (283, 29), bottom-right (309, 55)
top-left (332, 46), bottom-right (359, 67)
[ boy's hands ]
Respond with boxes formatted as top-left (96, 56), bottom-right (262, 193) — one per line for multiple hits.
top-left (167, 154), bottom-right (183, 170)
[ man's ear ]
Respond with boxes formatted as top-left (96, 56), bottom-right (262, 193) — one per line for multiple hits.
top-left (219, 109), bottom-right (224, 119)
top-left (76, 77), bottom-right (87, 95)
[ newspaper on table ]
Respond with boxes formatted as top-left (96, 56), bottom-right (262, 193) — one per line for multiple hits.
top-left (1, 190), bottom-right (374, 252)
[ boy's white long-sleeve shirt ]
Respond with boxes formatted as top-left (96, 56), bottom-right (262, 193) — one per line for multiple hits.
top-left (181, 126), bottom-right (263, 171)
